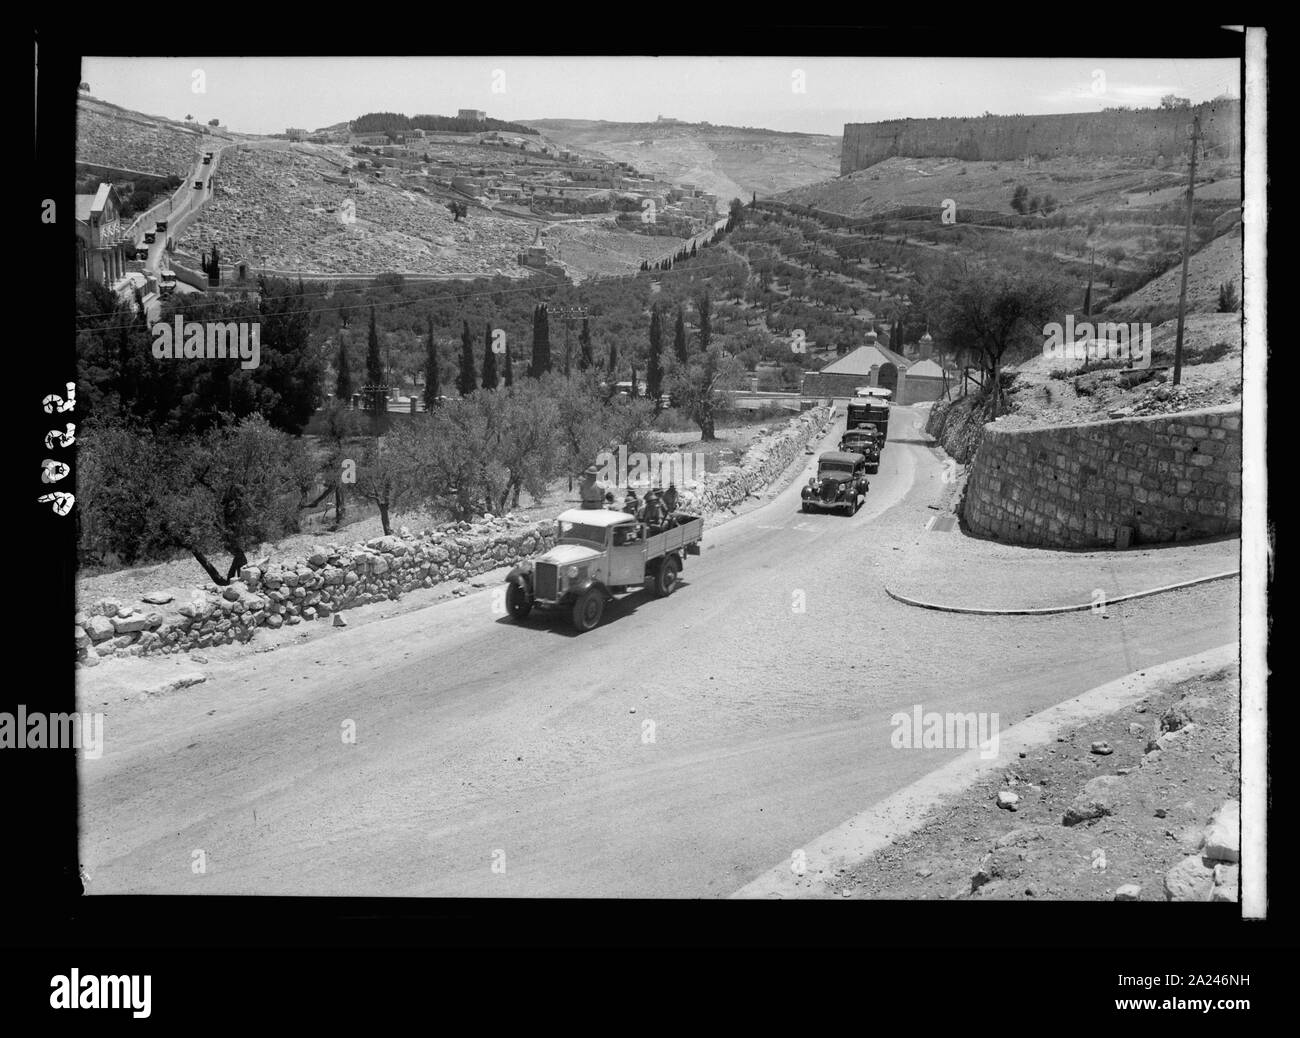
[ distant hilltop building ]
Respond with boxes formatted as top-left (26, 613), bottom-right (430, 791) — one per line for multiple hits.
top-left (286, 128), bottom-right (307, 141)
top-left (840, 99), bottom-right (1242, 174)
top-left (458, 109), bottom-right (487, 122)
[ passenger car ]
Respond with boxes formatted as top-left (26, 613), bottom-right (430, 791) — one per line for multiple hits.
top-left (839, 428), bottom-right (882, 473)
top-left (801, 452), bottom-right (870, 515)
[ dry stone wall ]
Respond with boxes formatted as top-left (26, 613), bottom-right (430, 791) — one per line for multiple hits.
top-left (677, 406), bottom-right (832, 514)
top-left (76, 406), bottom-right (832, 665)
top-left (963, 405), bottom-right (1241, 548)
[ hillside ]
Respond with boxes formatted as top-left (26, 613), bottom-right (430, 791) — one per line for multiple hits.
top-left (1105, 225), bottom-right (1242, 321)
top-left (76, 99), bottom-right (702, 280)
top-left (768, 151), bottom-right (1241, 323)
top-left (77, 95), bottom-right (241, 177)
top-left (525, 119), bottom-right (841, 202)
top-left (774, 153), bottom-right (1232, 218)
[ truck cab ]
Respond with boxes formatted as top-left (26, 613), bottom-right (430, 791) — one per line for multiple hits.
top-left (505, 508), bottom-right (703, 632)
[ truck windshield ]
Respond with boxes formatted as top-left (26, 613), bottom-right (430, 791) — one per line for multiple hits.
top-left (558, 521), bottom-right (606, 547)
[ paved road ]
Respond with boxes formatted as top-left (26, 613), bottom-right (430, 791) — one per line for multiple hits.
top-left (79, 408), bottom-right (1238, 897)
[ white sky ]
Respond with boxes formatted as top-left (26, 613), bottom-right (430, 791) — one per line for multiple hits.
top-left (79, 56), bottom-right (1241, 137)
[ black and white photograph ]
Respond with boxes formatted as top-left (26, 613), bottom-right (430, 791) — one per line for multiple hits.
top-left (8, 26), bottom-right (1279, 1017)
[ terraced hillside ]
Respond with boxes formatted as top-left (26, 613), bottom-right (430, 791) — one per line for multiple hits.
top-left (77, 96), bottom-right (237, 176)
top-left (526, 119), bottom-right (841, 202)
top-left (769, 151), bottom-right (1242, 325)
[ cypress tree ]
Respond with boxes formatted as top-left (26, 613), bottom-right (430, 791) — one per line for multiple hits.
top-left (647, 305), bottom-right (663, 413)
top-left (531, 304), bottom-right (551, 377)
top-left (698, 291), bottom-right (712, 352)
top-left (674, 305), bottom-right (688, 362)
top-left (458, 319), bottom-right (476, 396)
top-left (366, 304), bottom-right (384, 412)
top-left (503, 332), bottom-right (514, 387)
top-left (482, 321), bottom-right (498, 390)
top-left (607, 340), bottom-right (618, 375)
top-left (579, 315), bottom-right (593, 370)
top-left (336, 333), bottom-right (354, 403)
top-left (424, 316), bottom-right (438, 409)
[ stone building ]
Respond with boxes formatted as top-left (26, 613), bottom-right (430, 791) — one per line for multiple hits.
top-left (75, 183), bottom-right (134, 286)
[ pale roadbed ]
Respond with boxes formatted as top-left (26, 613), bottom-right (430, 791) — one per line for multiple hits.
top-left (79, 408), bottom-right (1240, 898)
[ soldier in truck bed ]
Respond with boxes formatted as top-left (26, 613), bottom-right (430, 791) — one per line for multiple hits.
top-left (578, 466), bottom-right (610, 510)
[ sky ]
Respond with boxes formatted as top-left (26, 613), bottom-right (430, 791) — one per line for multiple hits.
top-left (78, 56), bottom-right (1241, 137)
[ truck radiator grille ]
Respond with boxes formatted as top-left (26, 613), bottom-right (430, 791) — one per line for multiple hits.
top-left (533, 563), bottom-right (558, 601)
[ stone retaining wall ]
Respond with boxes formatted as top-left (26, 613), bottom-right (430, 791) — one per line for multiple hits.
top-left (963, 405), bottom-right (1241, 548)
top-left (76, 406), bottom-right (832, 664)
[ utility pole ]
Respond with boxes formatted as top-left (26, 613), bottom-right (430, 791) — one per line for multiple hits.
top-left (1172, 114), bottom-right (1202, 386)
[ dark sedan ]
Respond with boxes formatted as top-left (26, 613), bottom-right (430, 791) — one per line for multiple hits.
top-left (801, 452), bottom-right (870, 515)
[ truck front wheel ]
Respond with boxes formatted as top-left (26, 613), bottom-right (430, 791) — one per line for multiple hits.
top-left (571, 589), bottom-right (605, 632)
top-left (506, 579), bottom-right (532, 620)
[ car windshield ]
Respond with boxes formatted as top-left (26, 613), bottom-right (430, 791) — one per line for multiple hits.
top-left (819, 464), bottom-right (853, 479)
top-left (558, 521), bottom-right (606, 546)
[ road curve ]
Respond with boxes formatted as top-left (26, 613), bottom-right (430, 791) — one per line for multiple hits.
top-left (79, 408), bottom-right (1239, 897)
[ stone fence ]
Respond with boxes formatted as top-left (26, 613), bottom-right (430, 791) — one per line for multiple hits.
top-left (75, 406), bottom-right (832, 664)
top-left (963, 404), bottom-right (1242, 548)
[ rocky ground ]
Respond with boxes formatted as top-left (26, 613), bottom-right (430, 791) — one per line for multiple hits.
top-left (178, 144), bottom-right (538, 276)
top-left (820, 662), bottom-right (1240, 901)
top-left (1000, 312), bottom-right (1242, 429)
top-left (77, 97), bottom-right (227, 177)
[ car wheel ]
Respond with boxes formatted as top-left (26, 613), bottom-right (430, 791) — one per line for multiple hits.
top-left (801, 502), bottom-right (810, 513)
top-left (506, 579), bottom-right (531, 620)
top-left (571, 589), bottom-right (605, 632)
top-left (654, 554), bottom-right (680, 597)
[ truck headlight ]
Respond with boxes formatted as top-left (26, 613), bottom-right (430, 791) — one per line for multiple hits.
top-left (566, 566), bottom-right (579, 579)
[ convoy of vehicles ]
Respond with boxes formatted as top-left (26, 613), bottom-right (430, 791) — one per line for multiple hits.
top-left (504, 508), bottom-right (704, 633)
top-left (801, 452), bottom-right (871, 515)
top-left (507, 393), bottom-right (898, 631)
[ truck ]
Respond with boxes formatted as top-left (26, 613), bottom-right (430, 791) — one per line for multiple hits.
top-left (504, 508), bottom-right (704, 632)
top-left (158, 269), bottom-right (177, 298)
top-left (846, 387), bottom-right (890, 440)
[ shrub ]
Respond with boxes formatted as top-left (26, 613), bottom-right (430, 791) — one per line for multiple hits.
top-left (1217, 280), bottom-right (1240, 312)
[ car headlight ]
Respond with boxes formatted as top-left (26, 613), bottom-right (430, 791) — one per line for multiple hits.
top-left (566, 566), bottom-right (579, 579)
